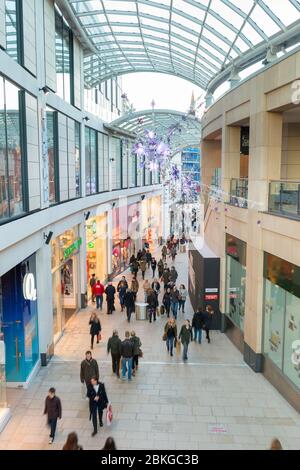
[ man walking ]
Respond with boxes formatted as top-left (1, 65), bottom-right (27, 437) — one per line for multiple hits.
top-left (146, 250), bottom-right (152, 269)
top-left (105, 282), bottom-right (116, 314)
top-left (87, 376), bottom-right (108, 437)
top-left (90, 274), bottom-right (96, 302)
top-left (179, 320), bottom-right (193, 362)
top-left (124, 288), bottom-right (135, 323)
top-left (121, 331), bottom-right (134, 381)
top-left (107, 330), bottom-right (122, 377)
top-left (139, 257), bottom-right (147, 280)
top-left (80, 351), bottom-right (99, 388)
top-left (169, 266), bottom-right (178, 283)
top-left (147, 288), bottom-right (158, 323)
top-left (43, 387), bottom-right (62, 444)
top-left (192, 308), bottom-right (205, 344)
top-left (93, 280), bottom-right (104, 310)
top-left (170, 285), bottom-right (180, 320)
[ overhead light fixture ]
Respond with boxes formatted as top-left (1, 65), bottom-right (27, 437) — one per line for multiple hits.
top-left (112, 202), bottom-right (116, 208)
top-left (44, 231), bottom-right (53, 245)
top-left (141, 195), bottom-right (145, 201)
top-left (83, 116), bottom-right (90, 122)
top-left (84, 211), bottom-right (91, 221)
top-left (39, 86), bottom-right (51, 95)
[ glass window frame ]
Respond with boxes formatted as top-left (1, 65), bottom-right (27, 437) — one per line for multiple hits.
top-left (55, 8), bottom-right (74, 105)
top-left (5, 0), bottom-right (24, 65)
top-left (46, 107), bottom-right (59, 205)
top-left (85, 127), bottom-right (98, 196)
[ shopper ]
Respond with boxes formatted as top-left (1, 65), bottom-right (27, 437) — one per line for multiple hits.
top-left (158, 258), bottom-right (164, 278)
top-left (163, 318), bottom-right (177, 357)
top-left (179, 319), bottom-right (193, 362)
top-left (131, 331), bottom-right (142, 376)
top-left (151, 257), bottom-right (157, 277)
top-left (129, 254), bottom-right (136, 264)
top-left (192, 308), bottom-right (205, 344)
top-left (178, 284), bottom-right (188, 313)
top-left (146, 250), bottom-right (152, 269)
top-left (124, 288), bottom-right (135, 323)
top-left (107, 330), bottom-right (122, 378)
top-left (147, 288), bottom-right (158, 323)
top-left (152, 279), bottom-right (161, 298)
top-left (204, 305), bottom-right (214, 343)
top-left (131, 276), bottom-right (139, 301)
top-left (62, 432), bottom-right (83, 450)
top-left (87, 376), bottom-right (109, 437)
top-left (162, 266), bottom-right (170, 290)
top-left (89, 312), bottom-right (102, 349)
top-left (102, 437), bottom-right (117, 450)
top-left (121, 331), bottom-right (134, 381)
top-left (161, 245), bottom-right (167, 261)
top-left (163, 287), bottom-right (172, 317)
top-left (169, 266), bottom-right (178, 283)
top-left (269, 438), bottom-right (283, 450)
top-left (105, 282), bottom-right (116, 315)
top-left (117, 277), bottom-right (128, 312)
top-left (139, 257), bottom-right (147, 280)
top-left (170, 245), bottom-right (177, 262)
top-left (93, 280), bottom-right (105, 310)
top-left (143, 279), bottom-right (151, 302)
top-left (170, 285), bottom-right (180, 320)
top-left (89, 274), bottom-right (96, 303)
top-left (43, 387), bottom-right (62, 444)
top-left (137, 249), bottom-right (143, 261)
top-left (80, 351), bottom-right (99, 387)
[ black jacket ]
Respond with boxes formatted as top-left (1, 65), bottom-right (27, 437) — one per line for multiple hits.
top-left (203, 311), bottom-right (213, 329)
top-left (44, 396), bottom-right (62, 420)
top-left (124, 291), bottom-right (135, 308)
top-left (80, 358), bottom-right (99, 384)
top-left (151, 260), bottom-right (157, 269)
top-left (192, 311), bottom-right (205, 329)
top-left (163, 292), bottom-right (171, 307)
top-left (121, 338), bottom-right (134, 358)
top-left (169, 270), bottom-right (178, 282)
top-left (179, 325), bottom-right (193, 344)
top-left (107, 335), bottom-right (122, 356)
top-left (131, 336), bottom-right (142, 356)
top-left (105, 285), bottom-right (116, 300)
top-left (86, 382), bottom-right (108, 415)
top-left (89, 319), bottom-right (101, 336)
top-left (147, 291), bottom-right (158, 308)
top-left (146, 252), bottom-right (152, 262)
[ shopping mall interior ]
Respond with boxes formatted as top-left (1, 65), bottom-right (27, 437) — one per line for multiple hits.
top-left (0, 0), bottom-right (300, 452)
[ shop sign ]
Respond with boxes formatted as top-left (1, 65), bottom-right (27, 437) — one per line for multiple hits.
top-left (205, 288), bottom-right (218, 293)
top-left (205, 294), bottom-right (218, 301)
top-left (23, 273), bottom-right (37, 301)
top-left (63, 237), bottom-right (82, 260)
top-left (88, 241), bottom-right (95, 249)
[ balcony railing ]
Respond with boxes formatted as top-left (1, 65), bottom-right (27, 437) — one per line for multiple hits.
top-left (229, 178), bottom-right (248, 208)
top-left (269, 181), bottom-right (300, 218)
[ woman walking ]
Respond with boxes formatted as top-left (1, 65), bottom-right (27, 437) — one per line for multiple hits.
top-left (131, 331), bottom-right (142, 376)
top-left (179, 319), bottom-right (193, 362)
top-left (131, 276), bottom-right (139, 301)
top-left (62, 432), bottom-right (83, 450)
top-left (139, 257), bottom-right (147, 280)
top-left (89, 312), bottom-right (101, 349)
top-left (178, 284), bottom-right (188, 314)
top-left (170, 285), bottom-right (180, 320)
top-left (161, 245), bottom-right (167, 261)
top-left (143, 279), bottom-right (151, 302)
top-left (163, 318), bottom-right (177, 357)
top-left (204, 305), bottom-right (214, 343)
top-left (163, 287), bottom-right (171, 317)
top-left (124, 288), bottom-right (135, 323)
top-left (117, 277), bottom-right (128, 312)
top-left (158, 258), bottom-right (164, 279)
top-left (151, 257), bottom-right (157, 278)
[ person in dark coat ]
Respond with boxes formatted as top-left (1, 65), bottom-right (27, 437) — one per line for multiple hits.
top-left (124, 288), bottom-right (135, 323)
top-left (121, 331), bottom-right (134, 380)
top-left (152, 279), bottom-right (160, 299)
top-left (203, 305), bottom-right (214, 343)
top-left (131, 330), bottom-right (142, 375)
top-left (179, 320), bottom-right (193, 362)
top-left (43, 387), bottom-right (62, 444)
top-left (158, 259), bottom-right (164, 278)
top-left (80, 351), bottom-right (99, 387)
top-left (137, 249), bottom-right (143, 261)
top-left (147, 288), bottom-right (158, 323)
top-left (87, 376), bottom-right (109, 437)
top-left (146, 250), bottom-right (152, 269)
top-left (107, 330), bottom-right (122, 377)
top-left (192, 309), bottom-right (205, 344)
top-left (169, 266), bottom-right (178, 283)
top-left (117, 277), bottom-right (128, 312)
top-left (105, 282), bottom-right (116, 314)
top-left (151, 257), bottom-right (157, 277)
top-left (129, 254), bottom-right (136, 264)
top-left (164, 318), bottom-right (177, 356)
top-left (89, 312), bottom-right (101, 349)
top-left (89, 274), bottom-right (96, 303)
top-left (163, 288), bottom-right (171, 317)
top-left (162, 266), bottom-right (170, 290)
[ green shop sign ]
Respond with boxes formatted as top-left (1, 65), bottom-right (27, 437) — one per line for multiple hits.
top-left (63, 238), bottom-right (82, 259)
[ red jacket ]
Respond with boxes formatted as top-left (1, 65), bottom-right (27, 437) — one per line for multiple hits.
top-left (93, 283), bottom-right (104, 296)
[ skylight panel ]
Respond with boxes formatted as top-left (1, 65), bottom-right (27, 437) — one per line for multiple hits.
top-left (103, 1), bottom-right (136, 12)
top-left (205, 13), bottom-right (237, 42)
top-left (262, 0), bottom-right (300, 27)
top-left (175, 0), bottom-right (206, 21)
top-left (202, 28), bottom-right (232, 53)
top-left (210, 0), bottom-right (245, 29)
top-left (240, 22), bottom-right (264, 46)
top-left (172, 12), bottom-right (199, 32)
top-left (250, 4), bottom-right (281, 36)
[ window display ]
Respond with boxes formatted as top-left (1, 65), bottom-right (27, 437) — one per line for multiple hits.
top-left (86, 215), bottom-right (108, 299)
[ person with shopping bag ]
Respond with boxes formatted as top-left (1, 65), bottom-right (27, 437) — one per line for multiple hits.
top-left (87, 376), bottom-right (109, 437)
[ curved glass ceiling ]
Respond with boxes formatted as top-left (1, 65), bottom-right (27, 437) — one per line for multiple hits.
top-left (110, 109), bottom-right (201, 155)
top-left (67, 0), bottom-right (300, 91)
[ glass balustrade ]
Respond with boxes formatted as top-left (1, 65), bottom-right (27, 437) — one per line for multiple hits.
top-left (269, 181), bottom-right (300, 218)
top-left (229, 179), bottom-right (248, 208)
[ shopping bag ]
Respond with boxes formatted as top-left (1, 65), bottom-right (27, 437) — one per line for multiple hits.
top-left (97, 333), bottom-right (102, 342)
top-left (176, 340), bottom-right (181, 354)
top-left (106, 402), bottom-right (113, 426)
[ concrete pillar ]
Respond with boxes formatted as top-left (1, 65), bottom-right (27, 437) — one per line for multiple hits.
top-left (36, 243), bottom-right (53, 360)
top-left (221, 125), bottom-right (241, 199)
top-left (107, 208), bottom-right (113, 276)
top-left (78, 222), bottom-right (87, 308)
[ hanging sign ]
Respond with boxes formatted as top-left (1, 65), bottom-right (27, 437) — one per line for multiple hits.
top-left (23, 273), bottom-right (37, 301)
top-left (63, 237), bottom-right (82, 259)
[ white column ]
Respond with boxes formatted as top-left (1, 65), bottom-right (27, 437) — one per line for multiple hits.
top-left (36, 243), bottom-right (53, 358)
top-left (107, 208), bottom-right (113, 276)
top-left (78, 221), bottom-right (87, 308)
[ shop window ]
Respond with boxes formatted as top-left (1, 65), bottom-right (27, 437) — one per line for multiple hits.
top-left (5, 0), bottom-right (23, 64)
top-left (85, 127), bottom-right (98, 195)
top-left (225, 234), bottom-right (247, 331)
top-left (263, 280), bottom-right (285, 370)
top-left (46, 107), bottom-right (59, 205)
top-left (55, 8), bottom-right (74, 104)
top-left (74, 121), bottom-right (81, 198)
top-left (0, 76), bottom-right (27, 222)
top-left (283, 292), bottom-right (300, 387)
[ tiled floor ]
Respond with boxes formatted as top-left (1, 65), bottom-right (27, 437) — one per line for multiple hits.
top-left (1, 248), bottom-right (300, 450)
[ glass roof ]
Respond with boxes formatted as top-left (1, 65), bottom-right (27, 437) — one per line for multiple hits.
top-left (110, 109), bottom-right (201, 155)
top-left (67, 0), bottom-right (300, 91)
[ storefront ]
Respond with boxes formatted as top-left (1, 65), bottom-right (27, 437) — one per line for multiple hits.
top-left (225, 234), bottom-right (247, 332)
top-left (86, 214), bottom-right (108, 299)
top-left (263, 253), bottom-right (300, 390)
top-left (141, 196), bottom-right (162, 248)
top-left (51, 227), bottom-right (81, 344)
top-left (111, 204), bottom-right (139, 276)
top-left (0, 254), bottom-right (39, 390)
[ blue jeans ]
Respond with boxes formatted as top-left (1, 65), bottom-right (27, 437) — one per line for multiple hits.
top-left (166, 337), bottom-right (174, 355)
top-left (48, 418), bottom-right (57, 439)
top-left (171, 302), bottom-right (178, 319)
top-left (96, 295), bottom-right (103, 309)
top-left (182, 342), bottom-right (189, 361)
top-left (194, 328), bottom-right (202, 344)
top-left (122, 357), bottom-right (133, 380)
top-left (179, 299), bottom-right (186, 312)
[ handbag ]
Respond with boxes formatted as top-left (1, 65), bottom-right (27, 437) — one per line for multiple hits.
top-left (138, 348), bottom-right (143, 358)
top-left (162, 333), bottom-right (167, 341)
top-left (106, 402), bottom-right (113, 426)
top-left (176, 339), bottom-right (181, 353)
